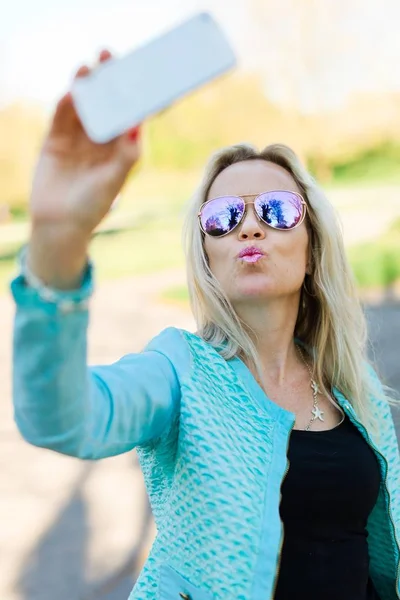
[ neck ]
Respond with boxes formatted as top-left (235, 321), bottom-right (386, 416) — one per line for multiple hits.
top-left (234, 293), bottom-right (303, 386)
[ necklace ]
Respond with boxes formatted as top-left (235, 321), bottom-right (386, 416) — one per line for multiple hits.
top-left (296, 344), bottom-right (325, 431)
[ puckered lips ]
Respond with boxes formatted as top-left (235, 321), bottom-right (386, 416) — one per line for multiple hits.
top-left (237, 246), bottom-right (266, 263)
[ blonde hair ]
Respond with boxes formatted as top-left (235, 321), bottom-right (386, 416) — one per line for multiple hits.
top-left (183, 142), bottom-right (394, 434)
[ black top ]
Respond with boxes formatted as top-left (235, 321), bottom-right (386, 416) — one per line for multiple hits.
top-left (274, 415), bottom-right (382, 600)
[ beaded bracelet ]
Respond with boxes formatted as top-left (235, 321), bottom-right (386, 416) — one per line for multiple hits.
top-left (18, 245), bottom-right (94, 313)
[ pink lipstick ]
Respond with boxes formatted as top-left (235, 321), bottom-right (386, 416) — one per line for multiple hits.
top-left (237, 246), bottom-right (265, 263)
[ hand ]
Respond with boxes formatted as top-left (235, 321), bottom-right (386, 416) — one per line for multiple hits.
top-left (28, 49), bottom-right (142, 289)
top-left (30, 49), bottom-right (142, 235)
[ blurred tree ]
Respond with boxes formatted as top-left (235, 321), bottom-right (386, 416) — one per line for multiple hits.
top-left (145, 73), bottom-right (282, 169)
top-left (249, 0), bottom-right (374, 113)
top-left (248, 0), bottom-right (400, 181)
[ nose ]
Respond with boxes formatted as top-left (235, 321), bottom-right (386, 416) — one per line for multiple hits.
top-left (237, 205), bottom-right (266, 241)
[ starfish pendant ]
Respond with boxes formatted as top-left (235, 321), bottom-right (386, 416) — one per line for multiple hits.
top-left (311, 380), bottom-right (319, 395)
top-left (312, 405), bottom-right (325, 421)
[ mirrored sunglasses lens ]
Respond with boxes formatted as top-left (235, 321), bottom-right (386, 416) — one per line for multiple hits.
top-left (200, 197), bottom-right (245, 236)
top-left (255, 191), bottom-right (303, 229)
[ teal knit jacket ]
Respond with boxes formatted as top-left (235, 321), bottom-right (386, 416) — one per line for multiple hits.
top-left (11, 272), bottom-right (400, 600)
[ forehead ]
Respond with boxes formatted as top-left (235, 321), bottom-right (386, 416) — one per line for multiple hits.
top-left (208, 159), bottom-right (301, 199)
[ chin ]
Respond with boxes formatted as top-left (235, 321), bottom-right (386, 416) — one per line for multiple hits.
top-left (231, 281), bottom-right (276, 302)
top-left (240, 271), bottom-right (273, 290)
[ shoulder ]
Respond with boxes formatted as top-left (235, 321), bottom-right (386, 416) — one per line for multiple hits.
top-left (144, 327), bottom-right (225, 380)
top-left (143, 327), bottom-right (193, 379)
top-left (364, 362), bottom-right (391, 410)
top-left (364, 362), bottom-right (400, 447)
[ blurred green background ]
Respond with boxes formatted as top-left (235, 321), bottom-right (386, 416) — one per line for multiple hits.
top-left (1, 0), bottom-right (400, 303)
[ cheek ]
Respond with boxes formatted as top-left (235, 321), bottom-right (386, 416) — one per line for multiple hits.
top-left (271, 229), bottom-right (308, 276)
top-left (281, 236), bottom-right (306, 260)
top-left (205, 239), bottom-right (225, 269)
top-left (204, 238), bottom-right (234, 282)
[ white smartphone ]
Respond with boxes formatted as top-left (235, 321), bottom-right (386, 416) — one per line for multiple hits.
top-left (71, 12), bottom-right (237, 144)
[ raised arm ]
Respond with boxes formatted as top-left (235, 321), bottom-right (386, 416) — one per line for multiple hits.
top-left (12, 50), bottom-right (180, 459)
top-left (12, 276), bottom-right (181, 458)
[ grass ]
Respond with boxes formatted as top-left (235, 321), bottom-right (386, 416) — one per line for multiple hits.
top-left (331, 142), bottom-right (400, 187)
top-left (91, 217), bottom-right (184, 281)
top-left (349, 246), bottom-right (400, 288)
top-left (308, 141), bottom-right (400, 189)
top-left (348, 219), bottom-right (400, 288)
top-left (328, 170), bottom-right (400, 189)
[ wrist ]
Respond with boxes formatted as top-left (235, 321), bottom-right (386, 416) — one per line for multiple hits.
top-left (17, 244), bottom-right (94, 311)
top-left (28, 224), bottom-right (90, 290)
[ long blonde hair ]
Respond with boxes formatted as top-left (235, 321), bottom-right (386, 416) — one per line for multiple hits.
top-left (183, 142), bottom-right (393, 433)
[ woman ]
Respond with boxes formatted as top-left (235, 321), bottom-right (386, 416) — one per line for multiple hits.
top-left (11, 51), bottom-right (400, 600)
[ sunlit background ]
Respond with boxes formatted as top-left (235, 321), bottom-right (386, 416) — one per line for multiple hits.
top-left (1, 0), bottom-right (400, 294)
top-left (1, 1), bottom-right (400, 599)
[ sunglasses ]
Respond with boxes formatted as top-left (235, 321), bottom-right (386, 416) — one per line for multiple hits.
top-left (198, 190), bottom-right (307, 238)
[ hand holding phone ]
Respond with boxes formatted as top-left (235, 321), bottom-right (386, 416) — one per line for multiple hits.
top-left (71, 12), bottom-right (237, 143)
top-left (27, 49), bottom-right (142, 290)
top-left (27, 13), bottom-right (236, 289)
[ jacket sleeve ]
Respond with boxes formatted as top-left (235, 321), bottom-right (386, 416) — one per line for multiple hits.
top-left (11, 272), bottom-right (181, 460)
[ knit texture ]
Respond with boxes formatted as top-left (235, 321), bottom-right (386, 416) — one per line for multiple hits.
top-left (131, 329), bottom-right (400, 600)
top-left (134, 330), bottom-right (278, 599)
top-left (363, 393), bottom-right (400, 600)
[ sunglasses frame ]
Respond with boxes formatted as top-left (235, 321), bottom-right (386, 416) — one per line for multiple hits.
top-left (198, 190), bottom-right (307, 238)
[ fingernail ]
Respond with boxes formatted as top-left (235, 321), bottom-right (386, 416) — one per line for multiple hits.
top-left (128, 126), bottom-right (140, 142)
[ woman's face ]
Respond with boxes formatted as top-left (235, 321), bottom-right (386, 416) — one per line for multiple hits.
top-left (204, 160), bottom-right (310, 307)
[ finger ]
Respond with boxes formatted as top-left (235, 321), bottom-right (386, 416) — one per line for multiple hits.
top-left (126, 125), bottom-right (141, 143)
top-left (55, 91), bottom-right (73, 112)
top-left (74, 64), bottom-right (90, 79)
top-left (99, 48), bottom-right (113, 63)
top-left (118, 125), bottom-right (142, 166)
top-left (51, 91), bottom-right (81, 135)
